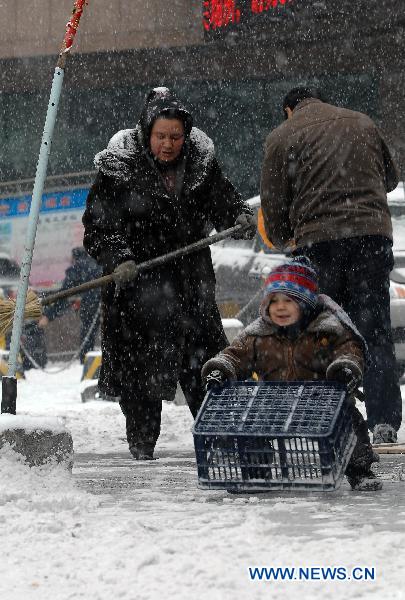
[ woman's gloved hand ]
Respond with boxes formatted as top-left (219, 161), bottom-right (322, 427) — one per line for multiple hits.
top-left (233, 213), bottom-right (256, 240)
top-left (112, 260), bottom-right (139, 284)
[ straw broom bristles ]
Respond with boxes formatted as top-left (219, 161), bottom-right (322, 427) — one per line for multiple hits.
top-left (0, 289), bottom-right (43, 337)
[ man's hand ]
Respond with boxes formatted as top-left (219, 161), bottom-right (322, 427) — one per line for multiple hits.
top-left (204, 369), bottom-right (227, 392)
top-left (233, 213), bottom-right (256, 240)
top-left (112, 260), bottom-right (139, 284)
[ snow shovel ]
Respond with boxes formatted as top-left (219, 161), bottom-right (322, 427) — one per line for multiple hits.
top-left (0, 223), bottom-right (248, 336)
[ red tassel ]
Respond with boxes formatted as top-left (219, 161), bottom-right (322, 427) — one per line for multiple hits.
top-left (63, 0), bottom-right (87, 52)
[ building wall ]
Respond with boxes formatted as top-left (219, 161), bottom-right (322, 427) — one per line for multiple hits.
top-left (1, 1), bottom-right (404, 358)
top-left (0, 1), bottom-right (404, 196)
top-left (0, 1), bottom-right (202, 59)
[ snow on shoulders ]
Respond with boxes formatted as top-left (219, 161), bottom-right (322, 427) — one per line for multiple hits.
top-left (106, 128), bottom-right (135, 152)
top-left (152, 86), bottom-right (170, 95)
top-left (94, 128), bottom-right (138, 179)
top-left (190, 127), bottom-right (214, 159)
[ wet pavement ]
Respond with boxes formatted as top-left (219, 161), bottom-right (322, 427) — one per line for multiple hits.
top-left (73, 450), bottom-right (405, 539)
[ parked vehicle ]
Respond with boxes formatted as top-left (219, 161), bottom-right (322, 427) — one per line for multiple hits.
top-left (211, 183), bottom-right (405, 376)
top-left (386, 182), bottom-right (405, 373)
top-left (212, 196), bottom-right (288, 320)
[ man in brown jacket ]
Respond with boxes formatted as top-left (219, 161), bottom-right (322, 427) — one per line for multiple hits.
top-left (260, 87), bottom-right (402, 443)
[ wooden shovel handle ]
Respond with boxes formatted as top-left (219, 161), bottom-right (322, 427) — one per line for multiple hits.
top-left (41, 223), bottom-right (244, 307)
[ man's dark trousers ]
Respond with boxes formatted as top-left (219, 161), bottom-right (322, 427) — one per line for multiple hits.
top-left (297, 235), bottom-right (402, 432)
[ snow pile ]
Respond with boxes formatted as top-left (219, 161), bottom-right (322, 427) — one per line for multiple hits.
top-left (0, 443), bottom-right (98, 512)
top-left (0, 443), bottom-right (104, 600)
top-left (0, 414), bottom-right (68, 434)
top-left (0, 362), bottom-right (403, 599)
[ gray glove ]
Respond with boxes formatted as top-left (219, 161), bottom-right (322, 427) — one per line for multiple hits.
top-left (233, 213), bottom-right (256, 240)
top-left (112, 260), bottom-right (139, 284)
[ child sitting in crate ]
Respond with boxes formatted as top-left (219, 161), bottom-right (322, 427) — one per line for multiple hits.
top-left (202, 256), bottom-right (381, 491)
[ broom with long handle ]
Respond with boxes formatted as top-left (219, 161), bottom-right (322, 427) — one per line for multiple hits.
top-left (0, 223), bottom-right (247, 338)
top-left (1, 0), bottom-right (88, 414)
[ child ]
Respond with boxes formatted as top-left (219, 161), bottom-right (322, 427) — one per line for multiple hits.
top-left (202, 256), bottom-right (381, 491)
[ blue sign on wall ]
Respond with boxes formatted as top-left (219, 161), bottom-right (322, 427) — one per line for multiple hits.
top-left (0, 188), bottom-right (89, 220)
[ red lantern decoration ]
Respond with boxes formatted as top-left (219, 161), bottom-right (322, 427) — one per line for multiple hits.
top-left (203, 0), bottom-right (241, 31)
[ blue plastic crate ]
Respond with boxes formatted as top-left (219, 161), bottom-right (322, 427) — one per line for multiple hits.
top-left (192, 381), bottom-right (357, 492)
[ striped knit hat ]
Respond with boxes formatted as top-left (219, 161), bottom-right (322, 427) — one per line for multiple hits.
top-left (262, 256), bottom-right (318, 309)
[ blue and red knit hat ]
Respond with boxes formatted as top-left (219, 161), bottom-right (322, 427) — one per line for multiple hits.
top-left (262, 256), bottom-right (319, 312)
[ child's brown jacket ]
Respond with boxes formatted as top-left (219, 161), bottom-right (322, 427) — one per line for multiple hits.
top-left (202, 295), bottom-right (364, 384)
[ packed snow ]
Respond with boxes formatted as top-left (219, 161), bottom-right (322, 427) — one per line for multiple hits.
top-left (0, 363), bottom-right (404, 600)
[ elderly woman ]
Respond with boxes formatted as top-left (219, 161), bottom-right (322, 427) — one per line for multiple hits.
top-left (83, 87), bottom-right (255, 459)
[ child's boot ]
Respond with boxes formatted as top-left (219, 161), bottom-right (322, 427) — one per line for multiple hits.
top-left (347, 470), bottom-right (383, 491)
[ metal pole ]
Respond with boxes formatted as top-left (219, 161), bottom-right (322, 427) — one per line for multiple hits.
top-left (1, 69), bottom-right (64, 413)
top-left (1, 0), bottom-right (88, 413)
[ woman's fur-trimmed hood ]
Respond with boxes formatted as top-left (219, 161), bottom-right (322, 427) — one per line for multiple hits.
top-left (94, 87), bottom-right (214, 191)
top-left (94, 126), bottom-right (215, 191)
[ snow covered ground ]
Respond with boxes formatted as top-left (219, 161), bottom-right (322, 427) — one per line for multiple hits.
top-left (1, 363), bottom-right (405, 600)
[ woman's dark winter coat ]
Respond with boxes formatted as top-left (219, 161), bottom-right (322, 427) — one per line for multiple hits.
top-left (82, 91), bottom-right (251, 446)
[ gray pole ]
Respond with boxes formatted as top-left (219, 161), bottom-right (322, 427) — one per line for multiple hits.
top-left (1, 0), bottom-right (88, 413)
top-left (1, 68), bottom-right (64, 413)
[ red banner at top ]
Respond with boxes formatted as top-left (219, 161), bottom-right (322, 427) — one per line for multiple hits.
top-left (63, 0), bottom-right (87, 52)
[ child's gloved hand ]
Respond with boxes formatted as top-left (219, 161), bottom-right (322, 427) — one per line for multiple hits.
top-left (204, 369), bottom-right (227, 391)
top-left (334, 367), bottom-right (359, 394)
top-left (326, 362), bottom-right (361, 396)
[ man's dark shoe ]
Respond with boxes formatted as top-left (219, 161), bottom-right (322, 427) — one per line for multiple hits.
top-left (129, 442), bottom-right (155, 460)
top-left (371, 449), bottom-right (380, 463)
top-left (347, 470), bottom-right (383, 491)
top-left (373, 424), bottom-right (397, 444)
